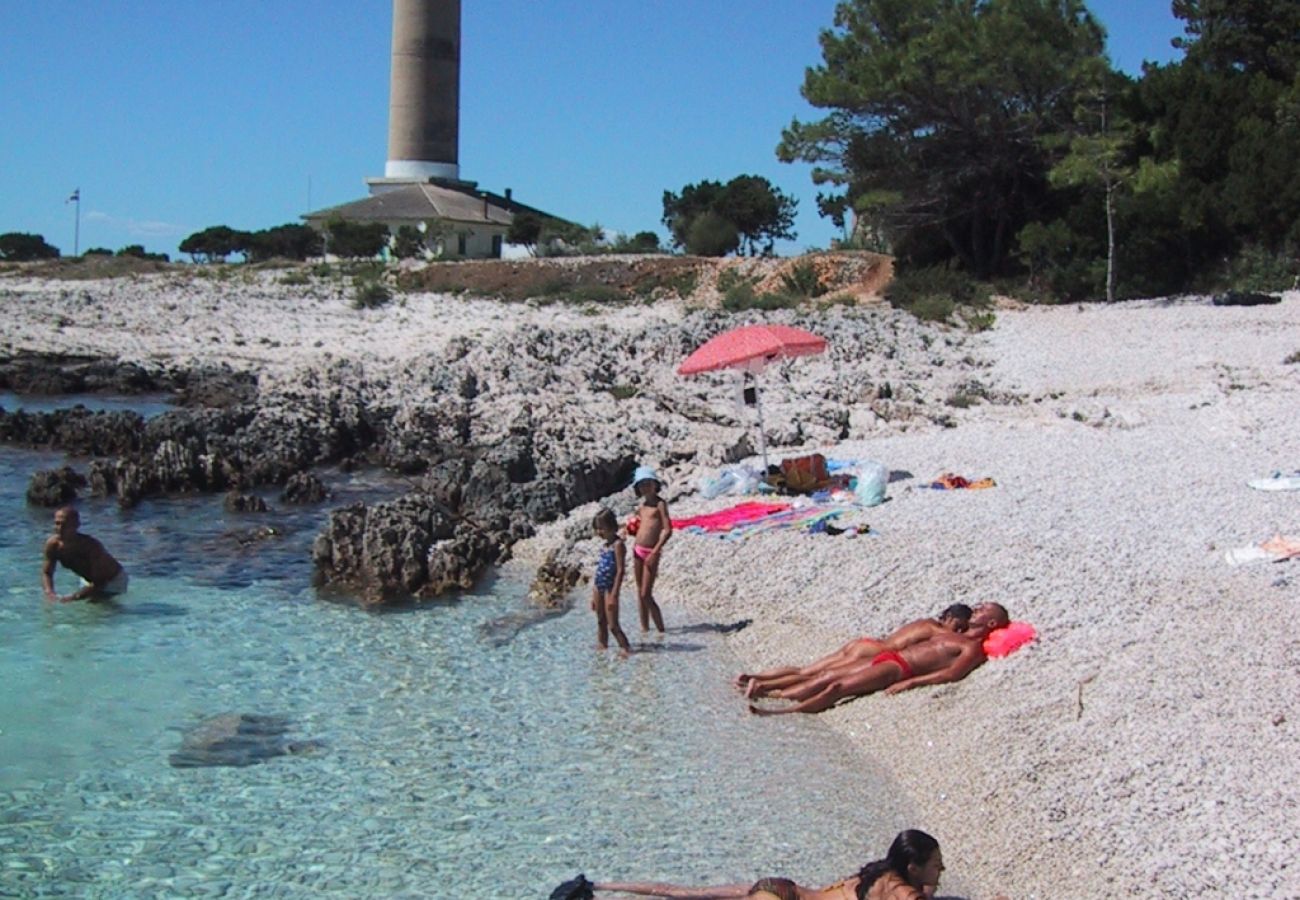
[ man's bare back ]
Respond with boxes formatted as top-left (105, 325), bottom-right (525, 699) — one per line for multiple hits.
top-left (42, 507), bottom-right (126, 603)
top-left (749, 603), bottom-right (1009, 715)
top-left (737, 607), bottom-right (970, 698)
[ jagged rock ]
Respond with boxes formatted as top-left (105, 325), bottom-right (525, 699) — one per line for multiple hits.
top-left (223, 525), bottom-right (282, 547)
top-left (0, 354), bottom-right (164, 395)
top-left (311, 496), bottom-right (461, 605)
top-left (528, 552), bottom-right (583, 610)
top-left (280, 472), bottom-right (328, 504)
top-left (0, 407), bottom-right (144, 456)
top-left (424, 527), bottom-right (499, 596)
top-left (173, 365), bottom-right (257, 408)
top-left (26, 466), bottom-right (87, 506)
top-left (223, 491), bottom-right (268, 513)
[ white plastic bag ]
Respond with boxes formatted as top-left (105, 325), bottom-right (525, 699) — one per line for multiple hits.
top-left (699, 464), bottom-right (762, 499)
top-left (854, 460), bottom-right (889, 506)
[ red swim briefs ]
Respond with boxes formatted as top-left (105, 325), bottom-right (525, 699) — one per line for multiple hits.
top-left (870, 650), bottom-right (913, 679)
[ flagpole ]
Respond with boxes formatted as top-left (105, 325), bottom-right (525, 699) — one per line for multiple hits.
top-left (71, 188), bottom-right (81, 256)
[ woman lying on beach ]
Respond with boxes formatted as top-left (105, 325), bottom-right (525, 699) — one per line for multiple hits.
top-left (734, 605), bottom-right (971, 699)
top-left (555, 829), bottom-right (945, 899)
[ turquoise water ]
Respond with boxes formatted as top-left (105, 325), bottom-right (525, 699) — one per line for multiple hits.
top-left (0, 443), bottom-right (910, 899)
top-left (0, 392), bottom-right (175, 417)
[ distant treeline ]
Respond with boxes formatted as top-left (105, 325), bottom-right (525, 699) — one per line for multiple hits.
top-left (782, 0), bottom-right (1300, 300)
top-left (0, 232), bottom-right (169, 263)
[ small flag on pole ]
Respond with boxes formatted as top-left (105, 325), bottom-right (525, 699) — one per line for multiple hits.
top-left (67, 189), bottom-right (80, 203)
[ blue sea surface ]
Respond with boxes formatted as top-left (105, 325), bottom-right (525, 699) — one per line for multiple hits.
top-left (0, 392), bottom-right (175, 418)
top-left (0, 442), bottom-right (910, 899)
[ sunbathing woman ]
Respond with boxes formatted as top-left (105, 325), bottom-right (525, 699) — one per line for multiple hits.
top-left (735, 604), bottom-right (970, 699)
top-left (556, 829), bottom-right (946, 899)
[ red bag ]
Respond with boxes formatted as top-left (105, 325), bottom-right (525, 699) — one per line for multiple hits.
top-left (780, 454), bottom-right (830, 493)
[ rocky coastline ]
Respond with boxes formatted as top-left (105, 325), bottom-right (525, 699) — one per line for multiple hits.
top-left (0, 257), bottom-right (959, 608)
top-left (6, 261), bottom-right (1295, 895)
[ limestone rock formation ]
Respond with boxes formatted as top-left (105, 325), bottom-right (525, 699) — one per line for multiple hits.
top-left (26, 466), bottom-right (86, 506)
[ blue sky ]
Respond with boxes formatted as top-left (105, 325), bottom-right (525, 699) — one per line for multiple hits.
top-left (0, 1), bottom-right (1185, 259)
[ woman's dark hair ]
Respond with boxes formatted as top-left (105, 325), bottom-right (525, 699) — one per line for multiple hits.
top-left (939, 603), bottom-right (972, 623)
top-left (592, 508), bottom-right (618, 532)
top-left (855, 830), bottom-right (940, 899)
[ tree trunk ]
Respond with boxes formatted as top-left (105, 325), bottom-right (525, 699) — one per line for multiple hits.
top-left (1105, 179), bottom-right (1117, 303)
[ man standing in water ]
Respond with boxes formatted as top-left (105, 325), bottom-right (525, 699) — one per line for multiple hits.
top-left (41, 506), bottom-right (128, 602)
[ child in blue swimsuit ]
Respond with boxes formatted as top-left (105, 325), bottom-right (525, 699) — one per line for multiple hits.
top-left (591, 509), bottom-right (631, 653)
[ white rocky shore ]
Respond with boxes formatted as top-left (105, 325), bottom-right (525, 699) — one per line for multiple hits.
top-left (2, 265), bottom-right (1298, 897)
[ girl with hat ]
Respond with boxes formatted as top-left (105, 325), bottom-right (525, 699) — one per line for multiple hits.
top-left (630, 465), bottom-right (671, 633)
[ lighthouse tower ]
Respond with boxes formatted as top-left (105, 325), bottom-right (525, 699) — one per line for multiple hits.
top-left (369, 0), bottom-right (463, 192)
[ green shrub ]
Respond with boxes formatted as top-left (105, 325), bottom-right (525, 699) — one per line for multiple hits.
top-left (0, 232), bottom-right (60, 261)
top-left (886, 264), bottom-right (981, 309)
top-left (1225, 245), bottom-right (1296, 293)
top-left (721, 282), bottom-right (801, 311)
top-left (280, 270), bottom-right (310, 286)
top-left (664, 269), bottom-right (699, 298)
top-left (352, 279), bottom-right (391, 309)
top-left (684, 211), bottom-right (740, 257)
top-left (326, 218), bottom-right (388, 259)
top-left (779, 260), bottom-right (828, 298)
top-left (568, 284), bottom-right (626, 304)
top-left (961, 310), bottom-right (997, 332)
top-left (822, 292), bottom-right (859, 309)
top-left (907, 293), bottom-right (956, 323)
top-left (391, 225), bottom-right (427, 260)
top-left (716, 267), bottom-right (753, 293)
top-left (537, 278), bottom-right (571, 296)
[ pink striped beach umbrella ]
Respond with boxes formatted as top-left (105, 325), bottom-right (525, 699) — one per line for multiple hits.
top-left (677, 324), bottom-right (828, 469)
top-left (676, 323), bottom-right (828, 376)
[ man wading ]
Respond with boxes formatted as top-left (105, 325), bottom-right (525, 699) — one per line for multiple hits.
top-left (41, 506), bottom-right (129, 603)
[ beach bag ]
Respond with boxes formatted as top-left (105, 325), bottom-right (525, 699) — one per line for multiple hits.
top-left (781, 453), bottom-right (829, 493)
top-left (854, 460), bottom-right (889, 507)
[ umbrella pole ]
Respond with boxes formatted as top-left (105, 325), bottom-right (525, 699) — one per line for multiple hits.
top-left (754, 381), bottom-right (769, 472)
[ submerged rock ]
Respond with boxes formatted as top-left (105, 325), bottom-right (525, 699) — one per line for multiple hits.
top-left (280, 472), bottom-right (328, 504)
top-left (223, 490), bottom-right (269, 513)
top-left (168, 713), bottom-right (323, 768)
top-left (26, 466), bottom-right (86, 506)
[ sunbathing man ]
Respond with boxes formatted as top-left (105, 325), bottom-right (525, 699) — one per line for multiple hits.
top-left (735, 604), bottom-right (971, 699)
top-left (41, 506), bottom-right (129, 603)
top-left (748, 603), bottom-right (1009, 716)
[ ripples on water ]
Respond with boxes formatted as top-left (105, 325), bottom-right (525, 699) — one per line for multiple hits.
top-left (0, 440), bottom-right (911, 898)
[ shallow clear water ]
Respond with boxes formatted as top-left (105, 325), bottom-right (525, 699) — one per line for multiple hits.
top-left (0, 446), bottom-right (911, 899)
top-left (0, 392), bottom-right (175, 418)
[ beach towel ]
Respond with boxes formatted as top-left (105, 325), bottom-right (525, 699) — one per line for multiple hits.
top-left (673, 501), bottom-right (791, 533)
top-left (719, 505), bottom-right (846, 541)
top-left (1225, 534), bottom-right (1300, 566)
top-left (928, 473), bottom-right (996, 490)
top-left (1248, 472), bottom-right (1300, 492)
top-left (984, 621), bottom-right (1037, 658)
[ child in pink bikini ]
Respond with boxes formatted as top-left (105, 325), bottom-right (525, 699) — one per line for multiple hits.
top-left (629, 466), bottom-right (671, 633)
